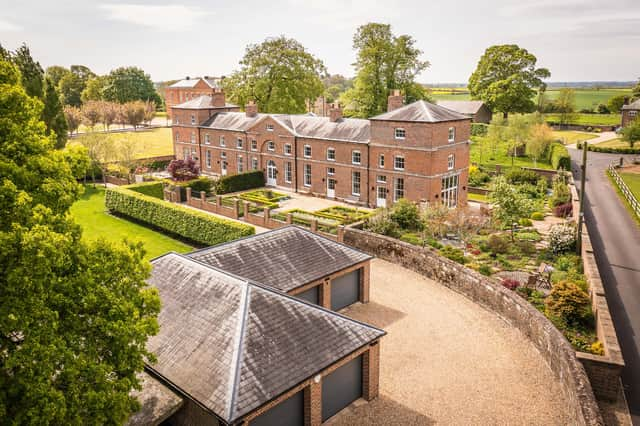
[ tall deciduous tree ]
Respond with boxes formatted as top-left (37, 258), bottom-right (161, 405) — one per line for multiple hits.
top-left (42, 76), bottom-right (69, 148)
top-left (526, 123), bottom-right (554, 167)
top-left (342, 23), bottom-right (430, 117)
top-left (489, 175), bottom-right (534, 240)
top-left (223, 36), bottom-right (326, 113)
top-left (102, 66), bottom-right (161, 105)
top-left (621, 118), bottom-right (640, 148)
top-left (45, 65), bottom-right (71, 87)
top-left (11, 43), bottom-right (44, 98)
top-left (82, 75), bottom-right (107, 102)
top-left (81, 100), bottom-right (103, 130)
top-left (555, 88), bottom-right (576, 127)
top-left (468, 44), bottom-right (550, 118)
top-left (0, 58), bottom-right (160, 423)
top-left (64, 105), bottom-right (83, 135)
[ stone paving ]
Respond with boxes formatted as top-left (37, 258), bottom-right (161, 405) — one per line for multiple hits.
top-left (329, 258), bottom-right (571, 425)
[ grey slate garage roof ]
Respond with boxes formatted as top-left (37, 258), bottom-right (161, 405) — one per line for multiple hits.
top-left (622, 98), bottom-right (640, 110)
top-left (146, 253), bottom-right (384, 424)
top-left (370, 100), bottom-right (469, 123)
top-left (188, 226), bottom-right (372, 292)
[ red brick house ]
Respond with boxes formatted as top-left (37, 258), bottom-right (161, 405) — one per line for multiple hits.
top-left (172, 90), bottom-right (470, 208)
top-left (165, 76), bottom-right (235, 118)
top-left (621, 98), bottom-right (640, 127)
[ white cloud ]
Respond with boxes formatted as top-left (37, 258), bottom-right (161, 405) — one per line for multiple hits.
top-left (99, 3), bottom-right (209, 31)
top-left (0, 18), bottom-right (22, 32)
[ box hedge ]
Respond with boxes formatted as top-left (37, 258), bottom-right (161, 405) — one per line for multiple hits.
top-left (105, 187), bottom-right (254, 246)
top-left (576, 142), bottom-right (640, 154)
top-left (126, 181), bottom-right (164, 199)
top-left (215, 171), bottom-right (265, 194)
top-left (549, 143), bottom-right (571, 170)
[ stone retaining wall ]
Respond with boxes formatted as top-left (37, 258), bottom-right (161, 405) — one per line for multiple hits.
top-left (343, 227), bottom-right (603, 425)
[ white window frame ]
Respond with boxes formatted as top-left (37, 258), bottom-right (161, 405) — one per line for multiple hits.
top-left (394, 155), bottom-right (405, 171)
top-left (327, 167), bottom-right (335, 176)
top-left (379, 154), bottom-right (385, 168)
top-left (237, 137), bottom-right (243, 149)
top-left (251, 157), bottom-right (258, 170)
top-left (304, 144), bottom-right (312, 158)
top-left (237, 155), bottom-right (243, 173)
top-left (351, 171), bottom-right (361, 196)
top-left (394, 128), bottom-right (406, 139)
top-left (204, 134), bottom-right (210, 145)
top-left (441, 174), bottom-right (459, 208)
top-left (220, 135), bottom-right (225, 147)
top-left (285, 162), bottom-right (292, 183)
top-left (266, 124), bottom-right (274, 131)
top-left (206, 150), bottom-right (212, 168)
top-left (394, 177), bottom-right (405, 201)
top-left (377, 175), bottom-right (387, 183)
top-left (284, 143), bottom-right (292, 156)
top-left (304, 164), bottom-right (312, 187)
top-left (327, 147), bottom-right (336, 161)
top-left (267, 141), bottom-right (275, 151)
top-left (448, 127), bottom-right (455, 143)
top-left (448, 154), bottom-right (455, 170)
top-left (352, 150), bottom-right (361, 165)
top-left (251, 139), bottom-right (258, 151)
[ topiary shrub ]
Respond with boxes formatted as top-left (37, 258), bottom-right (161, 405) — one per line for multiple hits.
top-left (518, 218), bottom-right (533, 227)
top-left (390, 199), bottom-right (422, 230)
top-left (531, 211), bottom-right (545, 221)
top-left (487, 234), bottom-right (509, 255)
top-left (439, 245), bottom-right (467, 264)
top-left (214, 171), bottom-right (265, 194)
top-left (185, 176), bottom-right (214, 194)
top-left (549, 224), bottom-right (576, 254)
top-left (545, 280), bottom-right (593, 327)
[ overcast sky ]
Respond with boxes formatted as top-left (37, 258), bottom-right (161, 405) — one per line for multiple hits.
top-left (1, 0), bottom-right (639, 83)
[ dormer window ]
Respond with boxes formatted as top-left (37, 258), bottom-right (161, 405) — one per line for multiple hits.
top-left (266, 124), bottom-right (274, 131)
top-left (448, 127), bottom-right (455, 143)
top-left (394, 128), bottom-right (406, 139)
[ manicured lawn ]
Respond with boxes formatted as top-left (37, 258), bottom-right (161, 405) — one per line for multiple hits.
top-left (594, 138), bottom-right (632, 149)
top-left (470, 137), bottom-right (554, 170)
top-left (468, 192), bottom-right (488, 203)
top-left (621, 172), bottom-right (640, 200)
top-left (70, 127), bottom-right (173, 159)
top-left (551, 130), bottom-right (598, 145)
top-left (70, 185), bottom-right (191, 259)
top-left (544, 113), bottom-right (620, 126)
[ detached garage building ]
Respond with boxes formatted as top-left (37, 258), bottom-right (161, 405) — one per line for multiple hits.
top-left (146, 253), bottom-right (385, 426)
top-left (188, 226), bottom-right (372, 311)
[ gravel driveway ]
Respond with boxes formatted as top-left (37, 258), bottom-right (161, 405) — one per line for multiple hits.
top-left (329, 258), bottom-right (570, 425)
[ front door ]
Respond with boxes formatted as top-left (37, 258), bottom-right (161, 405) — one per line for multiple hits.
top-left (267, 160), bottom-right (277, 186)
top-left (376, 186), bottom-right (387, 208)
top-left (327, 178), bottom-right (336, 198)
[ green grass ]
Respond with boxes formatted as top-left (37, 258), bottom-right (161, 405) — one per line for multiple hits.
top-left (544, 113), bottom-right (620, 126)
top-left (552, 130), bottom-right (599, 145)
top-left (70, 128), bottom-right (173, 159)
top-left (594, 138), bottom-right (631, 149)
top-left (621, 172), bottom-right (640, 200)
top-left (70, 185), bottom-right (191, 259)
top-left (470, 137), bottom-right (554, 170)
top-left (468, 192), bottom-right (488, 203)
top-left (607, 171), bottom-right (640, 227)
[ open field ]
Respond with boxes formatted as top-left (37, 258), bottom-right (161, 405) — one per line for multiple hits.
top-left (70, 127), bottom-right (174, 159)
top-left (552, 130), bottom-right (599, 145)
top-left (470, 137), bottom-right (554, 170)
top-left (70, 185), bottom-right (191, 259)
top-left (544, 113), bottom-right (620, 126)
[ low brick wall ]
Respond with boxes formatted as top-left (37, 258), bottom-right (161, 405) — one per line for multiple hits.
top-left (342, 228), bottom-right (603, 425)
top-left (467, 186), bottom-right (489, 196)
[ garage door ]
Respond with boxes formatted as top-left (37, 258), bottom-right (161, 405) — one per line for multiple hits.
top-left (330, 269), bottom-right (360, 311)
top-left (250, 390), bottom-right (303, 426)
top-left (321, 355), bottom-right (362, 421)
top-left (295, 286), bottom-right (319, 305)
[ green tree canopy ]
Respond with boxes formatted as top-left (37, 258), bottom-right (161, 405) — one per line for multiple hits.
top-left (489, 175), bottom-right (534, 240)
top-left (342, 23), bottom-right (430, 117)
top-left (607, 94), bottom-right (627, 113)
top-left (45, 65), bottom-right (71, 87)
top-left (102, 66), bottom-right (161, 105)
top-left (82, 75), bottom-right (108, 102)
top-left (0, 58), bottom-right (160, 424)
top-left (11, 43), bottom-right (45, 98)
top-left (42, 76), bottom-right (69, 148)
top-left (468, 44), bottom-right (550, 118)
top-left (223, 36), bottom-right (326, 113)
top-left (621, 117), bottom-right (640, 148)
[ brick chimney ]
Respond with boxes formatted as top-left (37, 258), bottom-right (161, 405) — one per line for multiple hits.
top-left (246, 101), bottom-right (258, 117)
top-left (329, 103), bottom-right (342, 122)
top-left (387, 89), bottom-right (404, 112)
top-left (624, 96), bottom-right (630, 106)
top-left (211, 87), bottom-right (225, 107)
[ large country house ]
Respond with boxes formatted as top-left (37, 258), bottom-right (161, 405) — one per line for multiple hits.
top-left (171, 88), bottom-right (471, 208)
top-left (164, 76), bottom-right (230, 118)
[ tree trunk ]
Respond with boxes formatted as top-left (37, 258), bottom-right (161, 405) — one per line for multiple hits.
top-left (503, 111), bottom-right (508, 120)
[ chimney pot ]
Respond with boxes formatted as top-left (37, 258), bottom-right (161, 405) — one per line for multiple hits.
top-left (387, 90), bottom-right (404, 112)
top-left (329, 103), bottom-right (343, 122)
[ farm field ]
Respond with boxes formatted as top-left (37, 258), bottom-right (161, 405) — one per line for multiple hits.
top-left (70, 185), bottom-right (191, 260)
top-left (543, 113), bottom-right (620, 126)
top-left (70, 127), bottom-right (173, 159)
top-left (551, 130), bottom-right (599, 145)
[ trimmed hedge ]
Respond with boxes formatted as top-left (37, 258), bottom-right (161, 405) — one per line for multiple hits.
top-left (471, 123), bottom-right (488, 137)
top-left (105, 187), bottom-right (254, 245)
top-left (215, 171), bottom-right (265, 194)
top-left (576, 142), bottom-right (640, 154)
top-left (126, 181), bottom-right (164, 199)
top-left (549, 143), bottom-right (571, 170)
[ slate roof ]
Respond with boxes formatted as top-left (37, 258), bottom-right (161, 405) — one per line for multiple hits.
top-left (436, 100), bottom-right (486, 115)
top-left (126, 372), bottom-right (183, 426)
top-left (173, 95), bottom-right (238, 110)
top-left (622, 99), bottom-right (640, 110)
top-left (272, 114), bottom-right (371, 143)
top-left (146, 253), bottom-right (384, 424)
top-left (169, 77), bottom-right (222, 89)
top-left (201, 111), bottom-right (267, 131)
top-left (370, 100), bottom-right (469, 123)
top-left (188, 226), bottom-right (372, 292)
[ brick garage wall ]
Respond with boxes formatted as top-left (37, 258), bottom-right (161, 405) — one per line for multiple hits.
top-left (342, 228), bottom-right (603, 425)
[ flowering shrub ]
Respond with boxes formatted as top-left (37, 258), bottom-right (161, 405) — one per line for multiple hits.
top-left (549, 224), bottom-right (576, 254)
top-left (168, 158), bottom-right (199, 181)
top-left (501, 278), bottom-right (520, 290)
top-left (553, 202), bottom-right (573, 218)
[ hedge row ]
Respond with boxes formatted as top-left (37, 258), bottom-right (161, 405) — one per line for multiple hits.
top-left (471, 123), bottom-right (488, 137)
top-left (576, 142), bottom-right (640, 154)
top-left (126, 181), bottom-right (164, 199)
top-left (215, 171), bottom-right (265, 194)
top-left (105, 187), bottom-right (254, 246)
top-left (549, 143), bottom-right (571, 170)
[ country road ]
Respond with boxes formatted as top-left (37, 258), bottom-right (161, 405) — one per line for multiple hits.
top-left (569, 148), bottom-right (640, 424)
